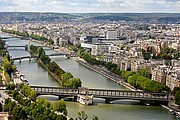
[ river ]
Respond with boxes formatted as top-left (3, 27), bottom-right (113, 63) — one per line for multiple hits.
top-left (0, 32), bottom-right (177, 120)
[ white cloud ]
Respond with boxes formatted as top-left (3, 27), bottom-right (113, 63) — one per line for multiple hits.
top-left (70, 3), bottom-right (78, 6)
top-left (10, 0), bottom-right (40, 6)
top-left (0, 0), bottom-right (180, 13)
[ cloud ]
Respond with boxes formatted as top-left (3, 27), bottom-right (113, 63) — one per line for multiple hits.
top-left (70, 3), bottom-right (78, 6)
top-left (0, 0), bottom-right (179, 13)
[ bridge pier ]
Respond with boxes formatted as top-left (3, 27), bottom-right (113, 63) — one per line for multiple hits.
top-left (58, 96), bottom-right (64, 100)
top-left (105, 99), bottom-right (112, 104)
top-left (29, 57), bottom-right (31, 61)
top-left (73, 96), bottom-right (77, 102)
top-left (19, 58), bottom-right (21, 63)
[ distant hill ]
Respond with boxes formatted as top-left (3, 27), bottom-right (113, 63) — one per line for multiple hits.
top-left (87, 13), bottom-right (180, 23)
top-left (0, 12), bottom-right (78, 23)
top-left (0, 12), bottom-right (180, 24)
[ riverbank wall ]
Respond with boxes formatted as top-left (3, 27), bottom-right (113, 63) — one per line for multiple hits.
top-left (37, 60), bottom-right (62, 85)
top-left (76, 59), bottom-right (136, 91)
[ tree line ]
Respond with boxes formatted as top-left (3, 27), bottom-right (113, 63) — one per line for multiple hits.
top-left (4, 84), bottom-right (67, 120)
top-left (2, 29), bottom-right (54, 44)
top-left (3, 54), bottom-right (16, 83)
top-left (78, 50), bottom-right (169, 93)
top-left (30, 44), bottom-right (82, 88)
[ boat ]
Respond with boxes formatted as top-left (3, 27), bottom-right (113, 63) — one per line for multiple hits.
top-left (169, 109), bottom-right (176, 115)
top-left (20, 74), bottom-right (29, 85)
top-left (77, 94), bottom-right (93, 105)
top-left (176, 112), bottom-right (180, 118)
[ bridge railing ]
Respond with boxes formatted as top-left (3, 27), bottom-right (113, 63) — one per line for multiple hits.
top-left (30, 86), bottom-right (168, 101)
top-left (31, 86), bottom-right (79, 95)
top-left (88, 89), bottom-right (168, 100)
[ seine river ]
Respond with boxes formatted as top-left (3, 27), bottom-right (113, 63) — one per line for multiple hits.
top-left (0, 33), bottom-right (177, 120)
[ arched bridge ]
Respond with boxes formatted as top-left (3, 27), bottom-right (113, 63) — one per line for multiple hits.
top-left (30, 86), bottom-right (169, 105)
top-left (11, 56), bottom-right (38, 62)
top-left (47, 52), bottom-right (77, 57)
top-left (0, 36), bottom-right (21, 39)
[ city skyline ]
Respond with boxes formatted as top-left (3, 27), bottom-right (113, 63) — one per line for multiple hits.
top-left (0, 0), bottom-right (180, 13)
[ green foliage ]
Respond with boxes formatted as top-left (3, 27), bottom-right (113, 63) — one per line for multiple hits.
top-left (53, 100), bottom-right (67, 115)
top-left (9, 84), bottom-right (67, 120)
top-left (128, 74), bottom-right (168, 92)
top-left (104, 62), bottom-right (117, 71)
top-left (30, 44), bottom-right (38, 54)
top-left (0, 75), bottom-right (2, 84)
top-left (6, 84), bottom-right (15, 90)
top-left (36, 47), bottom-right (45, 58)
top-left (69, 45), bottom-right (78, 52)
top-left (40, 54), bottom-right (51, 65)
top-left (78, 50), bottom-right (117, 71)
top-left (173, 87), bottom-right (180, 106)
top-left (0, 38), bottom-right (5, 51)
top-left (137, 68), bottom-right (151, 79)
top-left (21, 85), bottom-right (37, 101)
top-left (175, 90), bottom-right (180, 106)
top-left (30, 45), bottom-right (82, 89)
top-left (77, 111), bottom-right (88, 120)
top-left (61, 72), bottom-right (73, 81)
top-left (141, 49), bottom-right (151, 60)
top-left (36, 97), bottom-right (52, 109)
top-left (63, 78), bottom-right (82, 88)
top-left (2, 29), bottom-right (29, 37)
top-left (4, 98), bottom-right (27, 119)
top-left (121, 71), bottom-right (134, 80)
top-left (172, 87), bottom-right (180, 95)
top-left (3, 54), bottom-right (16, 76)
top-left (155, 47), bottom-right (180, 60)
top-left (78, 49), bottom-right (99, 65)
top-left (30, 34), bottom-right (48, 41)
top-left (2, 29), bottom-right (52, 43)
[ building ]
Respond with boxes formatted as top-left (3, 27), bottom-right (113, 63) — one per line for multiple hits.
top-left (0, 112), bottom-right (9, 120)
top-left (91, 43), bottom-right (112, 56)
top-left (106, 30), bottom-right (118, 39)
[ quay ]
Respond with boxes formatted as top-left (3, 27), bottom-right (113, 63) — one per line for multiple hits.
top-left (76, 59), bottom-right (136, 91)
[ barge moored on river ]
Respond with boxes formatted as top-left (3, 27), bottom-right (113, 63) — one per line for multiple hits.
top-left (77, 94), bottom-right (93, 105)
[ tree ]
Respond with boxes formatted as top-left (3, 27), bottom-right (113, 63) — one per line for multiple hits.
top-left (61, 72), bottom-right (73, 81)
top-left (63, 78), bottom-right (82, 88)
top-left (77, 111), bottom-right (88, 120)
top-left (37, 47), bottom-right (45, 58)
top-left (29, 91), bottom-right (37, 102)
top-left (175, 90), bottom-right (180, 106)
top-left (53, 100), bottom-right (67, 115)
top-left (144, 52), bottom-right (151, 60)
top-left (137, 68), bottom-right (151, 79)
top-left (6, 84), bottom-right (16, 90)
top-left (40, 54), bottom-right (51, 65)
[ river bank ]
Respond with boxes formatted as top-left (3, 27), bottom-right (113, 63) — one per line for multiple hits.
top-left (76, 59), bottom-right (137, 91)
top-left (37, 60), bottom-right (62, 85)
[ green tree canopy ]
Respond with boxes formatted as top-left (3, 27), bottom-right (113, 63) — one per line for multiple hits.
top-left (53, 100), bottom-right (67, 116)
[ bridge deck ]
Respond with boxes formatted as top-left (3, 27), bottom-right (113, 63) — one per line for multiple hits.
top-left (30, 86), bottom-right (168, 102)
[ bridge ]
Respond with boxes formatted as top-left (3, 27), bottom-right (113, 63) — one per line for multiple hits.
top-left (0, 36), bottom-right (21, 39)
top-left (11, 52), bottom-right (77, 62)
top-left (30, 86), bottom-right (169, 105)
top-left (11, 56), bottom-right (38, 62)
top-left (7, 45), bottom-right (47, 48)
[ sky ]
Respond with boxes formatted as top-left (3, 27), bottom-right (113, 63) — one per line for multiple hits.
top-left (0, 0), bottom-right (180, 13)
